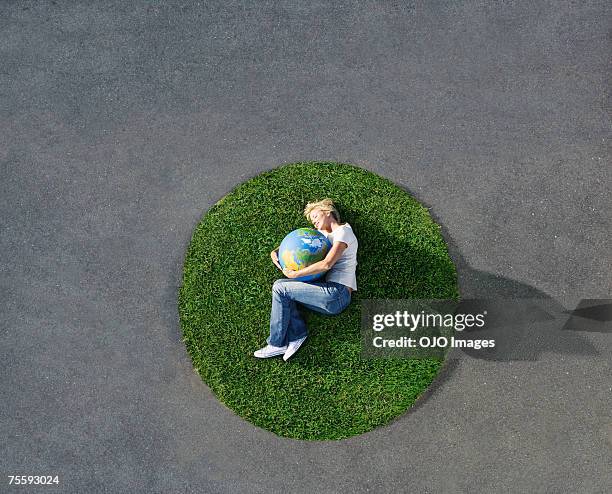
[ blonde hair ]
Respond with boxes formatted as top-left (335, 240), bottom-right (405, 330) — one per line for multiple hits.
top-left (303, 198), bottom-right (341, 223)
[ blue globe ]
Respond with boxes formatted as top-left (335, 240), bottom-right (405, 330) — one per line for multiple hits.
top-left (278, 228), bottom-right (332, 282)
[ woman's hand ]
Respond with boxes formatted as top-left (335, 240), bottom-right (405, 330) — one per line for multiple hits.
top-left (282, 267), bottom-right (299, 279)
top-left (271, 248), bottom-right (282, 271)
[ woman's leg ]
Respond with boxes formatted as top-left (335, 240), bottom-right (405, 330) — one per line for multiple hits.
top-left (267, 280), bottom-right (308, 347)
top-left (267, 279), bottom-right (351, 347)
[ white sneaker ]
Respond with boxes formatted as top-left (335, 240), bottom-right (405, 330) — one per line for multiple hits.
top-left (283, 336), bottom-right (307, 361)
top-left (253, 344), bottom-right (288, 358)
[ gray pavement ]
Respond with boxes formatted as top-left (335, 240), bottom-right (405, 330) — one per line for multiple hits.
top-left (1, 1), bottom-right (610, 492)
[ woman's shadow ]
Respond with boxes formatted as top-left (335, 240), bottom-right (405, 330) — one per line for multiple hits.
top-left (430, 218), bottom-right (603, 362)
top-left (338, 196), bottom-right (607, 416)
top-left (301, 199), bottom-right (604, 373)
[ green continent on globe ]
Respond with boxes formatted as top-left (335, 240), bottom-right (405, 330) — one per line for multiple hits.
top-left (295, 250), bottom-right (321, 265)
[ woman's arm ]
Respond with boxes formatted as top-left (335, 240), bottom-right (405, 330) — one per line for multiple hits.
top-left (283, 241), bottom-right (348, 278)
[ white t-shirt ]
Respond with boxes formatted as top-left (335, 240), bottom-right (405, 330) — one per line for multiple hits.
top-left (318, 223), bottom-right (358, 291)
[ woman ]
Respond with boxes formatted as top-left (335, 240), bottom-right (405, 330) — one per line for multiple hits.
top-left (254, 199), bottom-right (358, 361)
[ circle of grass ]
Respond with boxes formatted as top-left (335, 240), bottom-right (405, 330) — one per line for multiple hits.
top-left (179, 162), bottom-right (459, 440)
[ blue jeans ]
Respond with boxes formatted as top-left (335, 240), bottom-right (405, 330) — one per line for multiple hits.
top-left (267, 278), bottom-right (352, 347)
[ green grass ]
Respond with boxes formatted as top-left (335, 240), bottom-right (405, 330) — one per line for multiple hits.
top-left (178, 162), bottom-right (459, 440)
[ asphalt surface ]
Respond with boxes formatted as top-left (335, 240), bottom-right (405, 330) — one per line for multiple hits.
top-left (1, 1), bottom-right (610, 493)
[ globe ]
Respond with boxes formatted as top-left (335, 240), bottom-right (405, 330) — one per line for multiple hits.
top-left (278, 228), bottom-right (332, 281)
